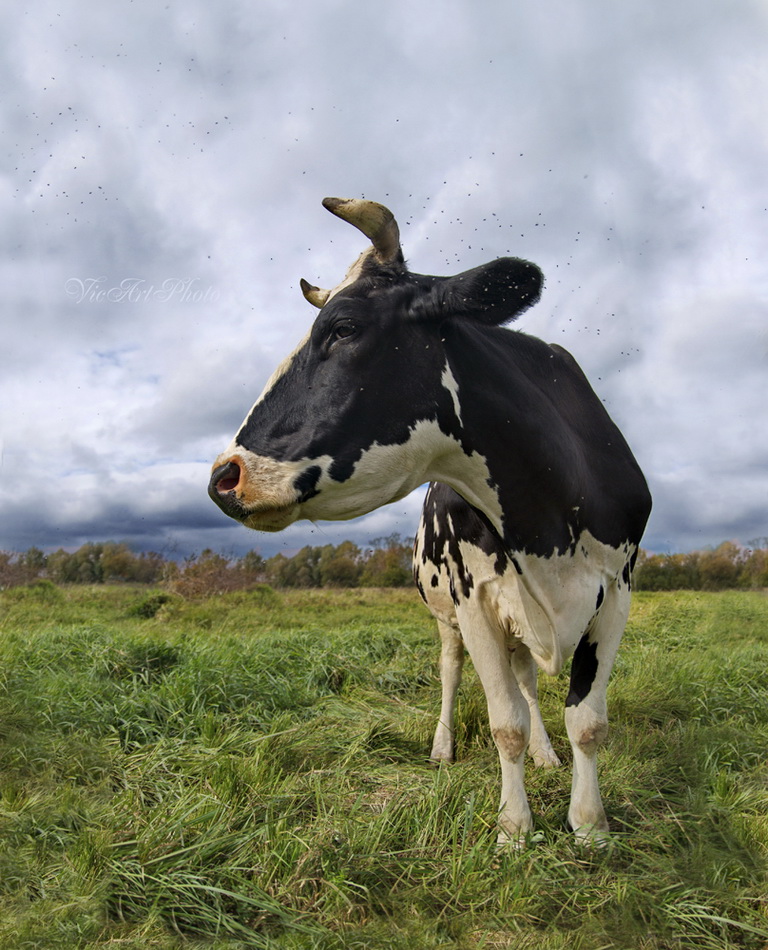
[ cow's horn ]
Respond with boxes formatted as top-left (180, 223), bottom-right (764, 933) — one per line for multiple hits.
top-left (300, 278), bottom-right (331, 308)
top-left (322, 197), bottom-right (401, 264)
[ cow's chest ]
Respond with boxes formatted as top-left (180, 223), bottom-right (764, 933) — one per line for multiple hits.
top-left (415, 528), bottom-right (633, 676)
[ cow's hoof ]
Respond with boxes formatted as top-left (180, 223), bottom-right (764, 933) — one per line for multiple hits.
top-left (530, 746), bottom-right (561, 769)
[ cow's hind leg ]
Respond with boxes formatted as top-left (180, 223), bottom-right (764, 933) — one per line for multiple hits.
top-left (564, 583), bottom-right (630, 844)
top-left (430, 620), bottom-right (464, 763)
top-left (510, 643), bottom-right (560, 769)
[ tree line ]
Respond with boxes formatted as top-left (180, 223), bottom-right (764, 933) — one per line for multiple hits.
top-left (633, 540), bottom-right (768, 592)
top-left (1, 537), bottom-right (766, 594)
top-left (0, 535), bottom-right (414, 595)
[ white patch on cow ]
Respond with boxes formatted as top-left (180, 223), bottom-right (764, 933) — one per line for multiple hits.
top-left (297, 418), bottom-right (504, 530)
top-left (414, 516), bottom-right (632, 678)
top-left (297, 420), bottom-right (450, 521)
top-left (441, 362), bottom-right (462, 424)
top-left (325, 248), bottom-right (375, 301)
top-left (221, 415), bottom-right (506, 538)
top-left (453, 530), bottom-right (627, 676)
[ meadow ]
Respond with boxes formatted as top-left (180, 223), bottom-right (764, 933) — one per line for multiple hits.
top-left (0, 584), bottom-right (766, 949)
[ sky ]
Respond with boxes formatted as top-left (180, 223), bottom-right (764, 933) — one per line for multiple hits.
top-left (1, 0), bottom-right (766, 561)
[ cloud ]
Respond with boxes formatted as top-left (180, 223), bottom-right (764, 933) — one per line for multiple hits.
top-left (1, 0), bottom-right (767, 558)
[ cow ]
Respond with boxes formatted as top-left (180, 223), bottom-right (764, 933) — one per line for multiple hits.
top-left (209, 197), bottom-right (652, 846)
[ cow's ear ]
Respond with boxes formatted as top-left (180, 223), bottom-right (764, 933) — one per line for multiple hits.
top-left (411, 258), bottom-right (543, 325)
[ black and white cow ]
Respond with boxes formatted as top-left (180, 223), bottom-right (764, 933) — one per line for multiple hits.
top-left (209, 197), bottom-right (652, 846)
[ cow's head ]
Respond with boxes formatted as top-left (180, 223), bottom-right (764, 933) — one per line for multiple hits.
top-left (209, 197), bottom-right (542, 532)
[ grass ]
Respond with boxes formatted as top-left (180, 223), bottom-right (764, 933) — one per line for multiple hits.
top-left (0, 585), bottom-right (766, 948)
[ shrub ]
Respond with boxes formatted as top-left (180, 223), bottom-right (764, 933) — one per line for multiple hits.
top-left (128, 592), bottom-right (173, 619)
top-left (170, 549), bottom-right (267, 599)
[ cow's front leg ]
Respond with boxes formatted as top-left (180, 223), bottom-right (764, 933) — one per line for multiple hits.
top-left (430, 620), bottom-right (464, 763)
top-left (460, 608), bottom-right (532, 847)
top-left (564, 585), bottom-right (629, 845)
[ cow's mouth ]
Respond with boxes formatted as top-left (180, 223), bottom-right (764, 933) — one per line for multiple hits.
top-left (242, 503), bottom-right (299, 532)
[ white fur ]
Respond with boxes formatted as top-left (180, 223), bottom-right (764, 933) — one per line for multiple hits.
top-left (441, 362), bottom-right (463, 424)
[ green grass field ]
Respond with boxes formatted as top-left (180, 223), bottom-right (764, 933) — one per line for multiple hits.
top-left (0, 584), bottom-right (766, 949)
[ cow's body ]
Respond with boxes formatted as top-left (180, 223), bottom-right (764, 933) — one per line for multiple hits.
top-left (210, 197), bottom-right (652, 845)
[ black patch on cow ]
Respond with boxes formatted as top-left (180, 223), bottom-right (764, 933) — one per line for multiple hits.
top-left (448, 578), bottom-right (460, 606)
top-left (511, 557), bottom-right (523, 575)
top-left (430, 575), bottom-right (439, 587)
top-left (416, 483), bottom-right (508, 603)
top-left (408, 257), bottom-right (543, 325)
top-left (415, 578), bottom-right (426, 603)
top-left (432, 325), bottom-right (652, 557)
top-left (595, 585), bottom-right (604, 611)
top-left (622, 561), bottom-right (632, 590)
top-left (565, 633), bottom-right (599, 708)
top-left (293, 465), bottom-right (322, 502)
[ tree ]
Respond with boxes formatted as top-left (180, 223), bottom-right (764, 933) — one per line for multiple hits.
top-left (360, 534), bottom-right (413, 587)
top-left (0, 552), bottom-right (26, 589)
top-left (741, 546), bottom-right (768, 589)
top-left (46, 548), bottom-right (79, 584)
top-left (171, 549), bottom-right (231, 597)
top-left (101, 543), bottom-right (139, 582)
top-left (267, 546), bottom-right (323, 587)
top-left (238, 550), bottom-right (266, 583)
top-left (319, 541), bottom-right (362, 587)
top-left (133, 551), bottom-right (166, 584)
top-left (0, 548), bottom-right (48, 588)
top-left (20, 547), bottom-right (47, 576)
top-left (698, 542), bottom-right (742, 591)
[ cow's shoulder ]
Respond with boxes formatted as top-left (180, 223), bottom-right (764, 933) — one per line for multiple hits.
top-left (415, 483), bottom-right (519, 635)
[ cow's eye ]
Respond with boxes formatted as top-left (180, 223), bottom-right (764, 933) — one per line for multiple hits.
top-left (330, 321), bottom-right (356, 343)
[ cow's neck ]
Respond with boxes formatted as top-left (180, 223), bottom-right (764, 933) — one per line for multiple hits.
top-left (423, 434), bottom-right (507, 538)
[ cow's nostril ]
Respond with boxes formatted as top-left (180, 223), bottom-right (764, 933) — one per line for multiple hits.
top-left (212, 461), bottom-right (241, 494)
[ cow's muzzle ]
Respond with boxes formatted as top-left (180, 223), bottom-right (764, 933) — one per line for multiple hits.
top-left (208, 452), bottom-right (304, 531)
